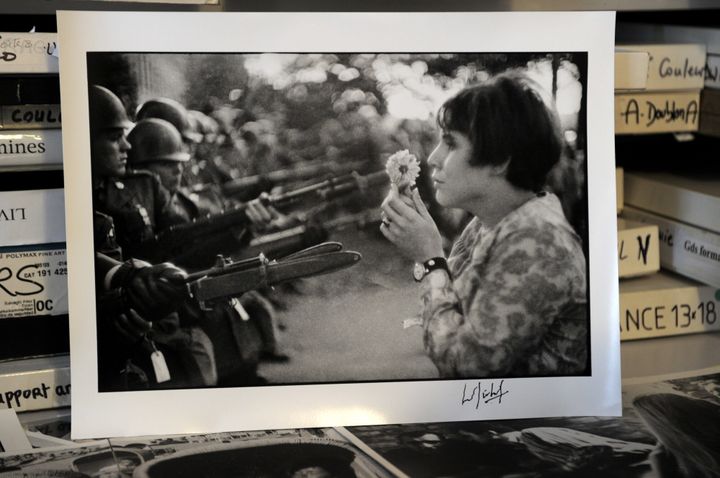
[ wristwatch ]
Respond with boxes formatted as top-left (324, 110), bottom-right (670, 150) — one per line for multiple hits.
top-left (413, 257), bottom-right (450, 282)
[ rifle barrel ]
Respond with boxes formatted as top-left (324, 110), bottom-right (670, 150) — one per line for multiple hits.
top-left (185, 255), bottom-right (266, 282)
top-left (239, 208), bottom-right (381, 260)
top-left (271, 173), bottom-right (353, 206)
top-left (157, 204), bottom-right (249, 242)
top-left (152, 169), bottom-right (388, 261)
top-left (222, 159), bottom-right (368, 196)
top-left (317, 170), bottom-right (388, 201)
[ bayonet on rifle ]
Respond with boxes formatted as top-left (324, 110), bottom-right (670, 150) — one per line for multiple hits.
top-left (222, 159), bottom-right (368, 198)
top-left (188, 244), bottom-right (361, 309)
top-left (99, 242), bottom-right (362, 314)
top-left (239, 209), bottom-right (380, 260)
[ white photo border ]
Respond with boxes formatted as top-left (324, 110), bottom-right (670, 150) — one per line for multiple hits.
top-left (58, 11), bottom-right (620, 439)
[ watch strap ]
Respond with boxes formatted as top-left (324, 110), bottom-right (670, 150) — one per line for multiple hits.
top-left (414, 257), bottom-right (450, 282)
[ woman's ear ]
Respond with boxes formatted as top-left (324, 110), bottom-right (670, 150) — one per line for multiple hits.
top-left (490, 158), bottom-right (511, 177)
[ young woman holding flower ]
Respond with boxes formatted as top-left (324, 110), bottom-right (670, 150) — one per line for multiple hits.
top-left (381, 72), bottom-right (588, 378)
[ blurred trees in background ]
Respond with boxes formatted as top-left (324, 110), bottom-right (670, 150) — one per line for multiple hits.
top-left (87, 52), bottom-right (587, 239)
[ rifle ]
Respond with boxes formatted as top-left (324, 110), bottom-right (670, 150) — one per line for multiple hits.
top-left (221, 159), bottom-right (368, 199)
top-left (239, 209), bottom-right (381, 260)
top-left (150, 170), bottom-right (387, 265)
top-left (99, 242), bottom-right (361, 314)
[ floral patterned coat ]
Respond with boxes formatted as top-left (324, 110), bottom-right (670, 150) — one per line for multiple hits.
top-left (420, 192), bottom-right (588, 378)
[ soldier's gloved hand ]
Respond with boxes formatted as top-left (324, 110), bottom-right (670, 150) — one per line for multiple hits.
top-left (113, 308), bottom-right (153, 347)
top-left (268, 212), bottom-right (302, 231)
top-left (123, 262), bottom-right (188, 318)
top-left (246, 192), bottom-right (300, 233)
top-left (246, 192), bottom-right (281, 232)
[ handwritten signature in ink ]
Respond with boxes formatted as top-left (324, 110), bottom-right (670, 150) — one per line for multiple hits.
top-left (461, 380), bottom-right (509, 409)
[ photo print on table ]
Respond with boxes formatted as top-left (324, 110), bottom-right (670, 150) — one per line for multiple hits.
top-left (58, 11), bottom-right (620, 438)
top-left (343, 366), bottom-right (720, 478)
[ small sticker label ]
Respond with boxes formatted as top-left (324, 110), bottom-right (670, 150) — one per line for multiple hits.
top-left (150, 350), bottom-right (171, 384)
top-left (0, 244), bottom-right (67, 319)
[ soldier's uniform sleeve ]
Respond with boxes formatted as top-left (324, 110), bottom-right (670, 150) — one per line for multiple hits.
top-left (96, 171), bottom-right (170, 261)
top-left (94, 211), bottom-right (124, 290)
top-left (94, 252), bottom-right (121, 291)
top-left (159, 188), bottom-right (251, 270)
top-left (185, 184), bottom-right (235, 215)
top-left (97, 174), bottom-right (156, 254)
top-left (149, 172), bottom-right (176, 231)
top-left (163, 190), bottom-right (197, 227)
top-left (94, 211), bottom-right (123, 260)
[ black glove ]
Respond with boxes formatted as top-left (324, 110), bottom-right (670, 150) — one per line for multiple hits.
top-left (112, 260), bottom-right (188, 318)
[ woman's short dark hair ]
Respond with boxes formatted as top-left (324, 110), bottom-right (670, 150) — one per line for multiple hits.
top-left (437, 71), bottom-right (563, 192)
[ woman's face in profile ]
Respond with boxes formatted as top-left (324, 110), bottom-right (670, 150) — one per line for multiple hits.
top-left (427, 129), bottom-right (493, 210)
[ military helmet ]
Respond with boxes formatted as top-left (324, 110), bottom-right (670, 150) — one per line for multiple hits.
top-left (89, 85), bottom-right (133, 133)
top-left (127, 118), bottom-right (191, 165)
top-left (136, 98), bottom-right (202, 144)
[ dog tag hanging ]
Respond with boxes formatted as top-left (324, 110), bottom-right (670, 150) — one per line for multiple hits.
top-left (149, 340), bottom-right (171, 383)
top-left (231, 297), bottom-right (250, 321)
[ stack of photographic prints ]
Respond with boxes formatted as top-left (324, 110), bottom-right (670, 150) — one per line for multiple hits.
top-left (2, 366), bottom-right (718, 477)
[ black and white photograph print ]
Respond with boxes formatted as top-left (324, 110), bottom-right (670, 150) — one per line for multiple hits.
top-left (0, 441), bottom-right (115, 476)
top-left (107, 428), bottom-right (396, 478)
top-left (59, 11), bottom-right (619, 438)
top-left (0, 429), bottom-right (396, 477)
top-left (345, 367), bottom-right (720, 478)
top-left (87, 50), bottom-right (591, 391)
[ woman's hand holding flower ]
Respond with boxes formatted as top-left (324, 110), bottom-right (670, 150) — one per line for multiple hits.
top-left (380, 184), bottom-right (444, 263)
top-left (386, 149), bottom-right (421, 192)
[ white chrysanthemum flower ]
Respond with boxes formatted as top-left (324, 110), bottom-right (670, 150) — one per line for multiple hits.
top-left (385, 149), bottom-right (420, 190)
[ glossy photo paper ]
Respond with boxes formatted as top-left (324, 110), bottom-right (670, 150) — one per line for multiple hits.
top-left (58, 11), bottom-right (619, 438)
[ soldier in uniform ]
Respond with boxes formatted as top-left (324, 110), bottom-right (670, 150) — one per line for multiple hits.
top-left (127, 116), bottom-right (289, 385)
top-left (135, 97), bottom-right (213, 190)
top-left (126, 117), bottom-right (280, 258)
top-left (137, 97), bottom-right (245, 189)
top-left (136, 97), bottom-right (203, 147)
top-left (89, 84), bottom-right (213, 390)
top-left (91, 90), bottom-right (174, 262)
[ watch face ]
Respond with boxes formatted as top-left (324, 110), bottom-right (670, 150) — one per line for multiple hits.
top-left (413, 262), bottom-right (425, 281)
